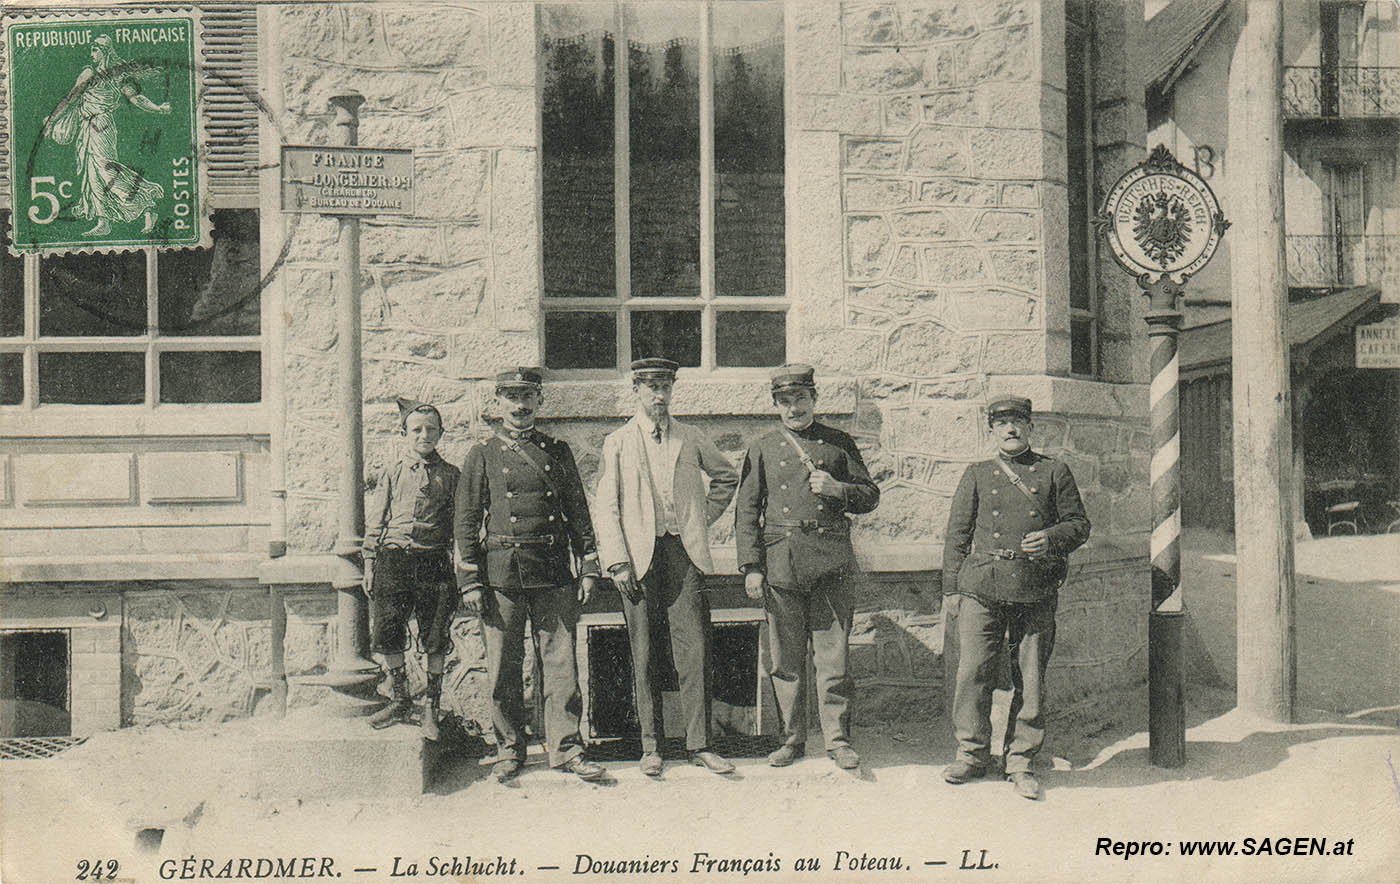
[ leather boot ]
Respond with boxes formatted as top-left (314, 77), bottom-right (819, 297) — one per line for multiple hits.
top-left (369, 666), bottom-right (413, 729)
top-left (421, 672), bottom-right (443, 742)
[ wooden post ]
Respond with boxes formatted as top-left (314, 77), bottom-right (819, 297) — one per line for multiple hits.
top-left (1227, 0), bottom-right (1296, 723)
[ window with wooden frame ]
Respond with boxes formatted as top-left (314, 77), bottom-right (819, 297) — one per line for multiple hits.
top-left (0, 5), bottom-right (260, 411)
top-left (1066, 0), bottom-right (1100, 378)
top-left (539, 2), bottom-right (786, 374)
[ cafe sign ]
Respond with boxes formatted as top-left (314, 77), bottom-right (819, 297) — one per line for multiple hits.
top-left (1356, 318), bottom-right (1400, 368)
top-left (280, 145), bottom-right (414, 215)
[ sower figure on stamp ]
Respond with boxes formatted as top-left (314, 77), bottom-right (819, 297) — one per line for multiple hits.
top-left (363, 399), bottom-right (460, 741)
top-left (942, 396), bottom-right (1090, 800)
top-left (594, 358), bottom-right (740, 777)
top-left (454, 368), bottom-right (605, 783)
top-left (735, 365), bottom-right (880, 771)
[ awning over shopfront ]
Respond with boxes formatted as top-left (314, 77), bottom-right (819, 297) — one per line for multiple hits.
top-left (1180, 285), bottom-right (1383, 378)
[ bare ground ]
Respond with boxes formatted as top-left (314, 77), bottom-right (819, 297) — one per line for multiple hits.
top-left (3, 534), bottom-right (1398, 884)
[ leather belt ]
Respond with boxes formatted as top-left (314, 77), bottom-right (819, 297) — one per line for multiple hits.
top-left (982, 548), bottom-right (1034, 561)
top-left (486, 533), bottom-right (559, 549)
top-left (766, 518), bottom-right (849, 533)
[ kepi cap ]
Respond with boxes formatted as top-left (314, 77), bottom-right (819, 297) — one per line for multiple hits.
top-left (770, 363), bottom-right (816, 394)
top-left (494, 367), bottom-right (544, 392)
top-left (987, 396), bottom-right (1032, 423)
top-left (630, 357), bottom-right (680, 381)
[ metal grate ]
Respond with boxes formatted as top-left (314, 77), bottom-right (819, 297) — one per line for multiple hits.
top-left (0, 736), bottom-right (88, 760)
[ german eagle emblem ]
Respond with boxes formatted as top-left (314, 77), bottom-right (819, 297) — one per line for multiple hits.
top-left (1133, 191), bottom-right (1192, 267)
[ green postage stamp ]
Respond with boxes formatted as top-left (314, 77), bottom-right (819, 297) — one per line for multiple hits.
top-left (4, 9), bottom-right (209, 255)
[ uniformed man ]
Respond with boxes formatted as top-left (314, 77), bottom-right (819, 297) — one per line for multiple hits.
top-left (942, 396), bottom-right (1090, 799)
top-left (455, 368), bottom-right (605, 783)
top-left (594, 358), bottom-right (740, 777)
top-left (735, 364), bottom-right (880, 771)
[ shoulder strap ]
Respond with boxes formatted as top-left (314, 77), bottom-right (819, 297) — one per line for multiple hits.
top-left (493, 428), bottom-right (567, 503)
top-left (994, 456), bottom-right (1040, 507)
top-left (779, 426), bottom-right (818, 473)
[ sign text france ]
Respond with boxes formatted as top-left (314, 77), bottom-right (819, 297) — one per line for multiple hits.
top-left (280, 145), bottom-right (415, 215)
top-left (4, 10), bottom-right (207, 256)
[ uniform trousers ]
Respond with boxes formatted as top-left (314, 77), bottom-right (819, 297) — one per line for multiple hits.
top-left (621, 534), bottom-right (712, 753)
top-left (943, 592), bottom-right (1056, 773)
top-left (482, 583), bottom-right (585, 768)
top-left (765, 569), bottom-right (854, 751)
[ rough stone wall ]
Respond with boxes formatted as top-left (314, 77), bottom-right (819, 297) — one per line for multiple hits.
top-left (274, 2), bottom-right (538, 550)
top-left (265, 1), bottom-right (1150, 729)
top-left (125, 584), bottom-right (275, 725)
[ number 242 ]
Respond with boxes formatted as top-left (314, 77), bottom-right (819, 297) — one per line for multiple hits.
top-left (76, 859), bottom-right (119, 880)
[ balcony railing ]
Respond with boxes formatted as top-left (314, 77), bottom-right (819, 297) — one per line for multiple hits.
top-left (1282, 66), bottom-right (1400, 118)
top-left (1287, 234), bottom-right (1398, 288)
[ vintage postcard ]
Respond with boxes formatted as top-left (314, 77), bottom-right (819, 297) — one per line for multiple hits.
top-left (1, 1), bottom-right (1397, 883)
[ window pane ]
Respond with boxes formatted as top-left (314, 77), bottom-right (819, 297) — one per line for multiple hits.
top-left (628, 4), bottom-right (700, 298)
top-left (542, 7), bottom-right (616, 298)
top-left (39, 251), bottom-right (147, 337)
top-left (630, 309), bottom-right (700, 366)
top-left (158, 209), bottom-right (260, 335)
top-left (1071, 317), bottom-right (1095, 376)
top-left (38, 352), bottom-right (144, 403)
top-left (716, 311), bottom-right (785, 367)
top-left (1, 218), bottom-right (22, 337)
top-left (545, 311), bottom-right (617, 369)
top-left (714, 3), bottom-right (785, 298)
top-left (160, 351), bottom-right (261, 403)
top-left (0, 353), bottom-right (21, 404)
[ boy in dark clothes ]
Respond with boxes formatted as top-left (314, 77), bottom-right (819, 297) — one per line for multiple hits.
top-left (363, 398), bottom-right (460, 741)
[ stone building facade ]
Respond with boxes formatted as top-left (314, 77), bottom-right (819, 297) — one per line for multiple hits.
top-left (1, 1), bottom-right (1151, 739)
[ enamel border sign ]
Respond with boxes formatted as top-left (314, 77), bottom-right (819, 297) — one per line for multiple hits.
top-left (4, 10), bottom-right (208, 256)
top-left (1101, 145), bottom-right (1228, 285)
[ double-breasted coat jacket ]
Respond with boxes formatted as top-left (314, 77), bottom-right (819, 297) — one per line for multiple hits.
top-left (942, 449), bottom-right (1090, 604)
top-left (735, 422), bottom-right (880, 589)
top-left (454, 428), bottom-right (599, 590)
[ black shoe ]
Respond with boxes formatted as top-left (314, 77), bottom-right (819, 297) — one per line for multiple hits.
top-left (767, 744), bottom-right (804, 767)
top-left (639, 752), bottom-right (663, 777)
top-left (559, 756), bottom-right (605, 782)
top-left (689, 749), bottom-right (735, 775)
top-left (491, 759), bottom-right (521, 783)
top-left (369, 667), bottom-right (413, 729)
top-left (420, 672), bottom-right (443, 741)
top-left (827, 746), bottom-right (860, 770)
top-left (943, 761), bottom-right (987, 784)
top-left (1007, 771), bottom-right (1040, 799)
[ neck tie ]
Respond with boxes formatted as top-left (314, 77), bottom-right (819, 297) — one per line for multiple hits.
top-left (651, 425), bottom-right (662, 444)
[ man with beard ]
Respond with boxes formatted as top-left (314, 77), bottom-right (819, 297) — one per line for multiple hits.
top-left (734, 364), bottom-right (880, 771)
top-left (942, 396), bottom-right (1090, 799)
top-left (594, 358), bottom-right (740, 777)
top-left (455, 368), bottom-right (605, 783)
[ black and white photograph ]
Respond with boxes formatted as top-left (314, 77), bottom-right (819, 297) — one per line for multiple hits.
top-left (1, 1), bottom-right (1397, 882)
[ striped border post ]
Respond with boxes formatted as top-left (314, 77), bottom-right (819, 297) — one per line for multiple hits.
top-left (1144, 277), bottom-right (1186, 768)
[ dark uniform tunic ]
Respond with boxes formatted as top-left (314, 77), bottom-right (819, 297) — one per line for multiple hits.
top-left (363, 451), bottom-right (459, 656)
top-left (455, 427), bottom-right (599, 767)
top-left (735, 422), bottom-right (880, 751)
top-left (942, 448), bottom-right (1089, 772)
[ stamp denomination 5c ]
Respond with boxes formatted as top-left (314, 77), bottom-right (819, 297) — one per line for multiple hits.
top-left (5, 9), bottom-right (208, 256)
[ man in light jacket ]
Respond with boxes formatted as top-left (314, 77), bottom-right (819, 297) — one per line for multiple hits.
top-left (594, 358), bottom-right (740, 777)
